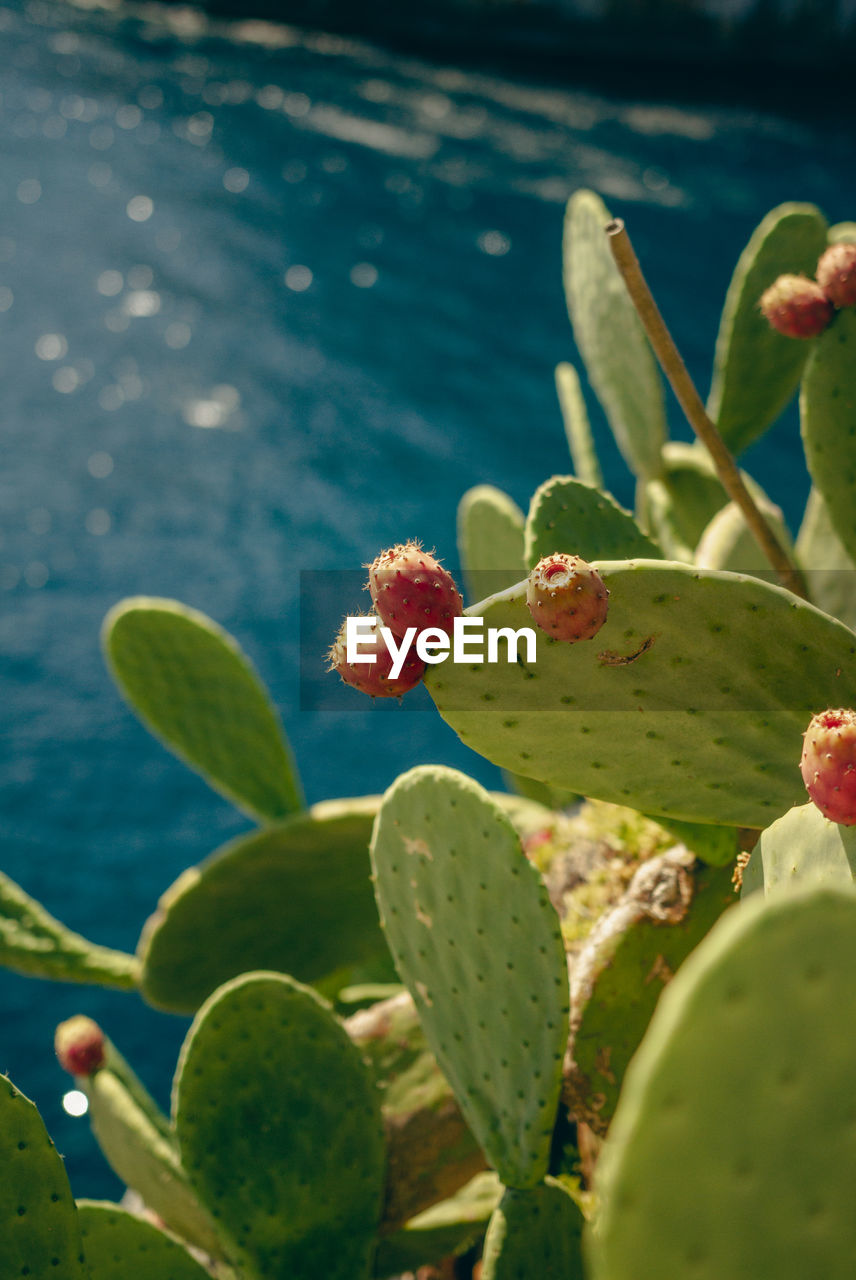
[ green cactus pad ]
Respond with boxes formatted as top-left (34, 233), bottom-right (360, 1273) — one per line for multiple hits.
top-left (646, 815), bottom-right (738, 867)
top-left (425, 561), bottom-right (856, 828)
top-left (695, 497), bottom-right (794, 575)
top-left (0, 1075), bottom-right (87, 1279)
top-left (481, 1181), bottom-right (585, 1280)
top-left (801, 310), bottom-right (856, 567)
top-left (639, 443), bottom-right (733, 562)
top-left (563, 190), bottom-right (665, 481)
top-left (524, 476), bottom-right (662, 568)
top-left (796, 489), bottom-right (856, 631)
top-left (0, 869), bottom-right (139, 988)
top-left (744, 801), bottom-right (856, 898)
top-left (457, 485), bottom-right (526, 602)
top-left (829, 222), bottom-right (856, 244)
top-left (567, 857), bottom-right (736, 1130)
top-left (707, 202), bottom-right (828, 455)
top-left (370, 766), bottom-right (569, 1189)
top-left (83, 1066), bottom-right (225, 1260)
top-left (174, 972), bottom-right (385, 1280)
top-left (139, 796), bottom-right (384, 1013)
top-left (375, 1172), bottom-right (501, 1277)
top-left (588, 885), bottom-right (856, 1280)
top-left (77, 1202), bottom-right (212, 1279)
top-left (555, 363), bottom-right (603, 488)
top-left (103, 597), bottom-right (303, 822)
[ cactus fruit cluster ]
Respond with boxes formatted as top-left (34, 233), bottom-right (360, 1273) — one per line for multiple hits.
top-left (4, 192), bottom-right (856, 1278)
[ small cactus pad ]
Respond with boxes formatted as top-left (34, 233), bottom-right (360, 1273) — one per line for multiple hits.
top-left (524, 476), bottom-right (661, 568)
top-left (588, 885), bottom-right (856, 1280)
top-left (0, 1075), bottom-right (87, 1278)
top-left (695, 497), bottom-right (794, 576)
top-left (563, 190), bottom-right (665, 481)
top-left (174, 972), bottom-right (385, 1280)
top-left (796, 489), bottom-right (856, 632)
top-left (0, 868), bottom-right (139, 988)
top-left (139, 797), bottom-right (384, 1012)
top-left (706, 202), bottom-right (828, 454)
top-left (554, 363), bottom-right (603, 488)
top-left (744, 801), bottom-right (856, 898)
top-left (370, 767), bottom-right (569, 1189)
top-left (566, 855), bottom-right (736, 1130)
top-left (77, 1201), bottom-right (212, 1279)
top-left (481, 1181), bottom-right (585, 1280)
top-left (638, 443), bottom-right (731, 563)
top-left (374, 1172), bottom-right (502, 1277)
top-left (801, 310), bottom-right (856, 567)
top-left (457, 485), bottom-right (526, 602)
top-left (103, 597), bottom-right (303, 822)
top-left (425, 561), bottom-right (856, 828)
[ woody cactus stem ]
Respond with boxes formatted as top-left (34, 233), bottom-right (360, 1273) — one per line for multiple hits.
top-left (606, 218), bottom-right (807, 600)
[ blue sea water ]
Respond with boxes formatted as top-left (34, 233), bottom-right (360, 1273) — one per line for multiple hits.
top-left (1, 0), bottom-right (855, 1198)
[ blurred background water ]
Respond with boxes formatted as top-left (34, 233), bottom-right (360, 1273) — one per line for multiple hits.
top-left (1, 0), bottom-right (855, 1198)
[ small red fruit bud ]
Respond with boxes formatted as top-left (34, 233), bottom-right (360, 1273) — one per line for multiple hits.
top-left (800, 708), bottom-right (856, 826)
top-left (367, 542), bottom-right (463, 639)
top-left (55, 1016), bottom-right (106, 1077)
top-left (526, 553), bottom-right (609, 642)
top-left (759, 274), bottom-right (833, 339)
top-left (816, 243), bottom-right (856, 310)
top-left (327, 615), bottom-right (426, 698)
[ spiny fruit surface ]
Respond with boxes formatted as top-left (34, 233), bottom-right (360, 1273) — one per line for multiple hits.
top-left (55, 1015), bottom-right (106, 1076)
top-left (759, 274), bottom-right (833, 338)
top-left (368, 541), bottom-right (463, 638)
top-left (327, 616), bottom-right (425, 698)
top-left (817, 242), bottom-right (856, 309)
top-left (800, 708), bottom-right (856, 825)
top-left (526, 553), bottom-right (609, 641)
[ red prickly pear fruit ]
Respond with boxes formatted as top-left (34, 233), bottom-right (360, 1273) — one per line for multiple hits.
top-left (367, 541), bottom-right (463, 639)
top-left (800, 708), bottom-right (856, 825)
top-left (816, 242), bottom-right (856, 309)
top-left (526, 553), bottom-right (609, 641)
top-left (55, 1015), bottom-right (106, 1077)
top-left (759, 274), bottom-right (833, 339)
top-left (327, 615), bottom-right (426, 698)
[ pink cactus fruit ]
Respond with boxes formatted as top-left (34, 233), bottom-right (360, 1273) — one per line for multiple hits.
top-left (327, 615), bottom-right (426, 698)
top-left (526, 553), bottom-right (609, 641)
top-left (55, 1015), bottom-right (106, 1077)
top-left (367, 542), bottom-right (463, 639)
top-left (800, 708), bottom-right (856, 826)
top-left (816, 242), bottom-right (856, 310)
top-left (759, 274), bottom-right (833, 339)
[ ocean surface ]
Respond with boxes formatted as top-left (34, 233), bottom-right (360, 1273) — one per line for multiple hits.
top-left (1, 0), bottom-right (854, 1198)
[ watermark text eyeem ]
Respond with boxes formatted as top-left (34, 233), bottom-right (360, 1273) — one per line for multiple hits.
top-left (346, 616), bottom-right (537, 678)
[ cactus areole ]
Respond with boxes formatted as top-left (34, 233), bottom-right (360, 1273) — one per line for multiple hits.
top-left (800, 709), bottom-right (856, 825)
top-left (525, 553), bottom-right (609, 641)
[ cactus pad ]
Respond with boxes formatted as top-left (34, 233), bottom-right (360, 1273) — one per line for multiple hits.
top-left (744, 801), bottom-right (856, 898)
top-left (563, 189), bottom-right (665, 481)
top-left (103, 597), bottom-right (303, 822)
top-left (174, 972), bottom-right (385, 1280)
top-left (77, 1201), bottom-right (212, 1279)
top-left (139, 797), bottom-right (384, 1012)
top-left (375, 1172), bottom-right (502, 1277)
top-left (457, 485), bottom-right (526, 602)
top-left (481, 1181), bottom-right (585, 1280)
top-left (426, 561), bottom-right (856, 827)
top-left (588, 885), bottom-right (856, 1280)
top-left (524, 476), bottom-right (661, 567)
top-left (707, 202), bottom-right (828, 455)
top-left (370, 766), bottom-right (569, 1189)
top-left (0, 1075), bottom-right (87, 1278)
top-left (554, 363), bottom-right (603, 488)
top-left (801, 310), bottom-right (856, 567)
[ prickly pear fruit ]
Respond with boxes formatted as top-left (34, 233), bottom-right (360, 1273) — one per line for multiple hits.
top-left (55, 1015), bottom-right (106, 1076)
top-left (800, 708), bottom-right (856, 825)
top-left (817, 243), bottom-right (856, 309)
top-left (759, 274), bottom-right (833, 338)
top-left (327, 616), bottom-right (426, 698)
top-left (368, 542), bottom-right (463, 638)
top-left (525, 553), bottom-right (609, 641)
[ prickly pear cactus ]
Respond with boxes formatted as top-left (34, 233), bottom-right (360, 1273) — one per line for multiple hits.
top-left (370, 766), bottom-right (569, 1189)
top-left (174, 971), bottom-right (385, 1280)
top-left (480, 1181), bottom-right (585, 1280)
top-left (524, 476), bottom-right (661, 567)
top-left (554, 362), bottom-right (603, 489)
top-left (742, 801), bottom-right (856, 898)
top-left (707, 202), bottom-right (828, 455)
top-left (76, 1202), bottom-right (212, 1279)
top-left (374, 1172), bottom-right (502, 1278)
top-left (457, 485), bottom-right (526, 602)
top-left (801, 310), bottom-right (856, 566)
top-left (103, 597), bottom-right (303, 822)
top-left (588, 885), bottom-right (856, 1280)
top-left (426, 562), bottom-right (856, 827)
top-left (0, 1074), bottom-right (88, 1279)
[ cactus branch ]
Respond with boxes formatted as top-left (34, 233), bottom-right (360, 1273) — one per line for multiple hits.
top-left (606, 218), bottom-right (808, 600)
